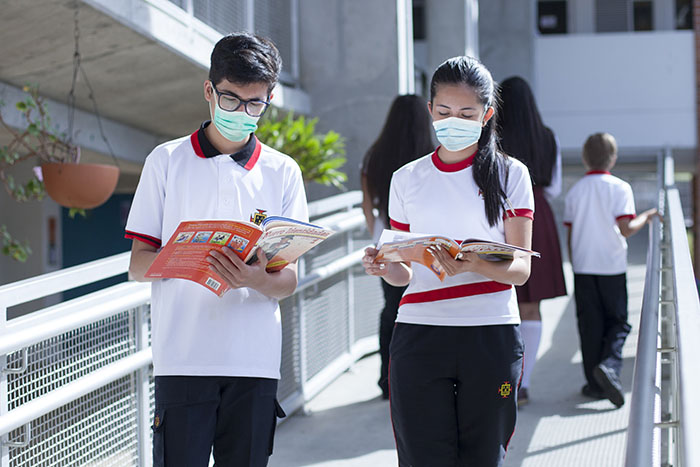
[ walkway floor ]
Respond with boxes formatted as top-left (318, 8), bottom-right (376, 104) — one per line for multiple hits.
top-left (269, 261), bottom-right (647, 467)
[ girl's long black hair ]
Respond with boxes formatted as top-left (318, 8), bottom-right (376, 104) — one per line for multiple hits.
top-left (498, 76), bottom-right (557, 187)
top-left (362, 95), bottom-right (435, 224)
top-left (430, 56), bottom-right (509, 226)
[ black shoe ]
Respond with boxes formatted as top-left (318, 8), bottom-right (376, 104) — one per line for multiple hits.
top-left (581, 384), bottom-right (606, 400)
top-left (593, 364), bottom-right (624, 408)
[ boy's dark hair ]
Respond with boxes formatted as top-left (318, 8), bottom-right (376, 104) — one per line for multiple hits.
top-left (498, 76), bottom-right (557, 187)
top-left (583, 133), bottom-right (617, 170)
top-left (430, 56), bottom-right (509, 227)
top-left (209, 32), bottom-right (282, 94)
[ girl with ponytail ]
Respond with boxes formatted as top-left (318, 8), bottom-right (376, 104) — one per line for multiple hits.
top-left (363, 56), bottom-right (534, 466)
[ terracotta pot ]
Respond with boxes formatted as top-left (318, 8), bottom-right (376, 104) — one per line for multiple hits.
top-left (41, 163), bottom-right (120, 209)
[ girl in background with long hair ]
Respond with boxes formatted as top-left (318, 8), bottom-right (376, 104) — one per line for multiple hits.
top-left (361, 95), bottom-right (435, 399)
top-left (498, 76), bottom-right (567, 406)
top-left (363, 56), bottom-right (533, 466)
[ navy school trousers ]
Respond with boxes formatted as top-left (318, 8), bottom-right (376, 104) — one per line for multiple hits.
top-left (152, 375), bottom-right (285, 467)
top-left (573, 273), bottom-right (631, 390)
top-left (389, 322), bottom-right (523, 467)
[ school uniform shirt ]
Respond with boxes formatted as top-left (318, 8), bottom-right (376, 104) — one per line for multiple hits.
top-left (125, 122), bottom-right (308, 379)
top-left (388, 149), bottom-right (534, 326)
top-left (563, 171), bottom-right (635, 275)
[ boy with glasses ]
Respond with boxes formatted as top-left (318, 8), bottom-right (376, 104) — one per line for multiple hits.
top-left (125, 32), bottom-right (307, 466)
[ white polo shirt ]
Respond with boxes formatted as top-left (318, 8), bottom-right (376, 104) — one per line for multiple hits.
top-left (125, 122), bottom-right (308, 378)
top-left (388, 149), bottom-right (534, 326)
top-left (563, 171), bottom-right (636, 275)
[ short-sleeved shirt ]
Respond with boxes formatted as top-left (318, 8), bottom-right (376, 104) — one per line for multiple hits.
top-left (563, 171), bottom-right (635, 275)
top-left (125, 121), bottom-right (308, 378)
top-left (388, 149), bottom-right (534, 326)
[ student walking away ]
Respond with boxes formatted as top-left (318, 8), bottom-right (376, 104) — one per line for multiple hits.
top-left (360, 94), bottom-right (434, 399)
top-left (498, 76), bottom-right (567, 406)
top-left (125, 33), bottom-right (307, 466)
top-left (363, 56), bottom-right (534, 467)
top-left (564, 132), bottom-right (659, 409)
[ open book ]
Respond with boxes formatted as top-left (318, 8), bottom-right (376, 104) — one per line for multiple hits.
top-left (145, 216), bottom-right (334, 296)
top-left (375, 230), bottom-right (539, 281)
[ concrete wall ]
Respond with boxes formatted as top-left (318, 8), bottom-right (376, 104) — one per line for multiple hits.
top-left (478, 0), bottom-right (536, 84)
top-left (534, 31), bottom-right (696, 164)
top-left (298, 0), bottom-right (403, 200)
top-left (424, 0), bottom-right (478, 76)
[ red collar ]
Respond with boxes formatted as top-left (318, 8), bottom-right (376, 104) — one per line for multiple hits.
top-left (431, 147), bottom-right (478, 172)
top-left (586, 170), bottom-right (611, 175)
top-left (190, 121), bottom-right (261, 171)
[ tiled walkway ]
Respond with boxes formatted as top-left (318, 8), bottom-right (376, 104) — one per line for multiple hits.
top-left (269, 261), bottom-right (646, 466)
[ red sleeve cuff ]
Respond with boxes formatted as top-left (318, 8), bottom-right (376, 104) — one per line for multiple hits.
top-left (389, 219), bottom-right (410, 231)
top-left (503, 208), bottom-right (534, 220)
top-left (616, 214), bottom-right (636, 221)
top-left (563, 221), bottom-right (572, 227)
top-left (125, 230), bottom-right (162, 248)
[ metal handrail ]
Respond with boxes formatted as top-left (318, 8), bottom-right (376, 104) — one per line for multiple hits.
top-left (667, 186), bottom-right (700, 466)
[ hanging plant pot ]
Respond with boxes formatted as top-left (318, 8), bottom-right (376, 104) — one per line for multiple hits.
top-left (41, 163), bottom-right (120, 209)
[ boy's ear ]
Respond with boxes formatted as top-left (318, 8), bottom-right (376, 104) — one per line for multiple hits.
top-left (204, 81), bottom-right (214, 102)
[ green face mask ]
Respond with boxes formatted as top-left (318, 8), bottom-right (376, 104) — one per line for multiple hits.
top-left (212, 103), bottom-right (259, 142)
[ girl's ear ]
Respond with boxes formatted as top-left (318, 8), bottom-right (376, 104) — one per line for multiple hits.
top-left (427, 101), bottom-right (433, 114)
top-left (482, 106), bottom-right (495, 126)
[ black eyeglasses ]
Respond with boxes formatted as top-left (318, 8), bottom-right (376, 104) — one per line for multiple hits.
top-left (211, 83), bottom-right (270, 117)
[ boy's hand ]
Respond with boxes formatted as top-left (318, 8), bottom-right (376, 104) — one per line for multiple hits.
top-left (207, 247), bottom-right (269, 290)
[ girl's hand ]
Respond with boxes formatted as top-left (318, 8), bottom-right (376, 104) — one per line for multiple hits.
top-left (429, 245), bottom-right (478, 276)
top-left (363, 246), bottom-right (388, 276)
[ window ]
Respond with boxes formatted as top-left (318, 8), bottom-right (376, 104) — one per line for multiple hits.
top-left (676, 0), bottom-right (693, 29)
top-left (633, 1), bottom-right (653, 31)
top-left (538, 1), bottom-right (567, 35)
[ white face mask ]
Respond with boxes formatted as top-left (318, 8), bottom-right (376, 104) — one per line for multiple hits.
top-left (432, 117), bottom-right (483, 152)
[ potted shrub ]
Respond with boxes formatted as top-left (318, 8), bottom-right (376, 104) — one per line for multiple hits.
top-left (256, 108), bottom-right (347, 189)
top-left (0, 85), bottom-right (119, 261)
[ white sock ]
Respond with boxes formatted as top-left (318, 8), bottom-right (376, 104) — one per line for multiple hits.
top-left (520, 320), bottom-right (542, 389)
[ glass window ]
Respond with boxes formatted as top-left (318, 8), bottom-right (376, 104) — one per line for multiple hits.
top-left (633, 1), bottom-right (653, 31)
top-left (676, 0), bottom-right (693, 29)
top-left (538, 1), bottom-right (567, 35)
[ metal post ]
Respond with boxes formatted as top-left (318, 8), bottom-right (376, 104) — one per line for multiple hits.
top-left (297, 257), bottom-right (308, 409)
top-left (346, 202), bottom-right (355, 354)
top-left (135, 305), bottom-right (152, 467)
top-left (0, 354), bottom-right (8, 467)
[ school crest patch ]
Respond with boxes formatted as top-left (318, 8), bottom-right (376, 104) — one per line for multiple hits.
top-left (250, 209), bottom-right (267, 225)
top-left (498, 381), bottom-right (513, 399)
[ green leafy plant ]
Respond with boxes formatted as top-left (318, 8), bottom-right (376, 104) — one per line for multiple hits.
top-left (256, 108), bottom-right (347, 190)
top-left (0, 85), bottom-right (81, 262)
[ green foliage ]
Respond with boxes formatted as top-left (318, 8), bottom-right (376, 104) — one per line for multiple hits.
top-left (256, 108), bottom-right (347, 190)
top-left (0, 85), bottom-right (80, 262)
top-left (0, 225), bottom-right (31, 263)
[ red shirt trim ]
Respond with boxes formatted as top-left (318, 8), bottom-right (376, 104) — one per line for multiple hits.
top-left (243, 136), bottom-right (262, 170)
top-left (503, 208), bottom-right (534, 220)
top-left (616, 214), bottom-right (636, 221)
top-left (125, 230), bottom-right (162, 248)
top-left (190, 131), bottom-right (205, 158)
top-left (399, 281), bottom-right (513, 306)
top-left (586, 170), bottom-right (611, 175)
top-left (389, 219), bottom-right (410, 231)
top-left (431, 147), bottom-right (477, 172)
top-left (563, 221), bottom-right (572, 227)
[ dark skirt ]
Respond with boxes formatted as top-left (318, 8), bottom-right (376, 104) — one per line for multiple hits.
top-left (516, 186), bottom-right (567, 303)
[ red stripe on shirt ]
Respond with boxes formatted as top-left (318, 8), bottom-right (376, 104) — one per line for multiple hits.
top-left (389, 219), bottom-right (410, 231)
top-left (503, 208), bottom-right (534, 220)
top-left (190, 130), bottom-right (205, 158)
top-left (125, 230), bottom-right (162, 248)
top-left (399, 281), bottom-right (513, 306)
top-left (243, 136), bottom-right (262, 170)
top-left (563, 221), bottom-right (572, 227)
top-left (616, 214), bottom-right (636, 221)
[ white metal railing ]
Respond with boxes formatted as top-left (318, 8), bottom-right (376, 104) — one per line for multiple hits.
top-left (625, 149), bottom-right (700, 466)
top-left (0, 190), bottom-right (381, 466)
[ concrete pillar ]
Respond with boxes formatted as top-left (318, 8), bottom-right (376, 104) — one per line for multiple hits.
top-left (424, 0), bottom-right (479, 78)
top-left (478, 0), bottom-right (536, 84)
top-left (570, 0), bottom-right (596, 33)
top-left (298, 0), bottom-right (406, 199)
